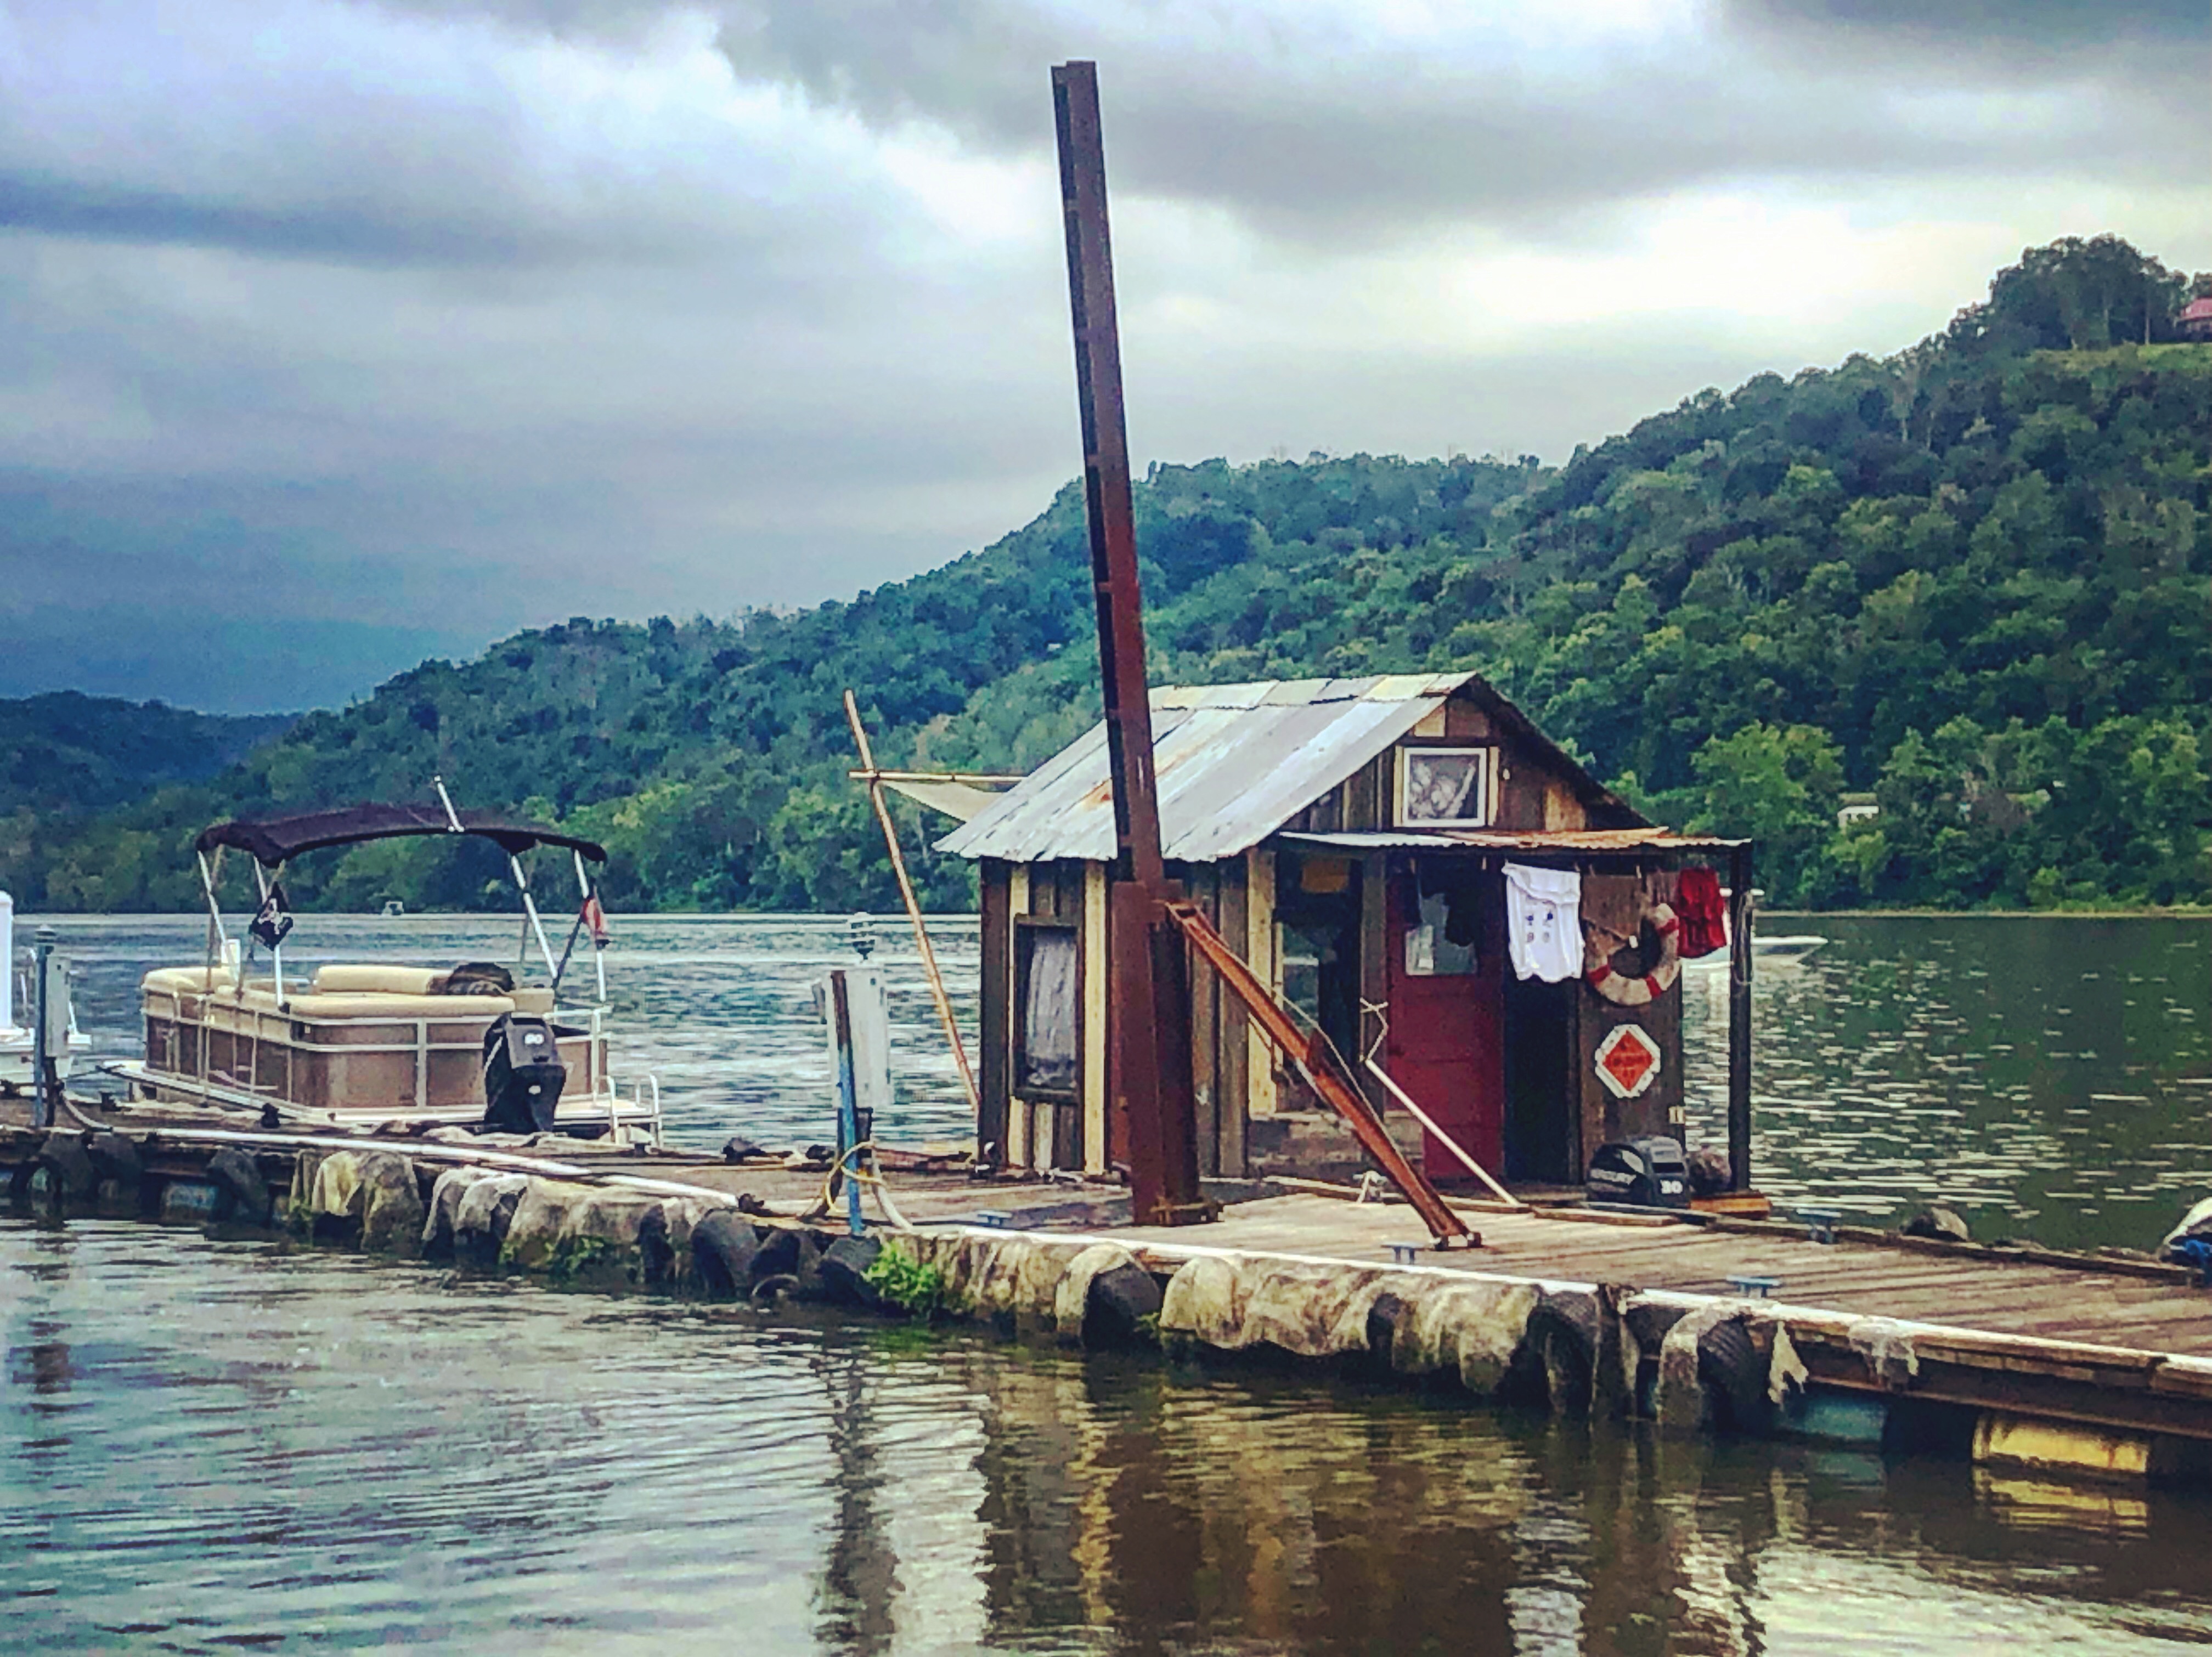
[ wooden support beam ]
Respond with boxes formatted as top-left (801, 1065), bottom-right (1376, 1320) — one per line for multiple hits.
top-left (978, 862), bottom-right (1013, 1168)
top-left (1082, 861), bottom-right (1108, 1175)
top-left (1245, 848), bottom-right (1278, 1119)
top-left (843, 690), bottom-right (979, 1119)
top-left (1726, 844), bottom-right (1755, 1192)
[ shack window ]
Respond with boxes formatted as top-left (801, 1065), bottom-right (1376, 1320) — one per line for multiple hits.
top-left (1013, 921), bottom-right (1080, 1100)
top-left (1396, 746), bottom-right (1493, 828)
top-left (1404, 890), bottom-right (1477, 976)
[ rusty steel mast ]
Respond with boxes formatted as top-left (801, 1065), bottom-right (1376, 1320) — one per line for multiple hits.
top-left (1050, 61), bottom-right (1208, 1225)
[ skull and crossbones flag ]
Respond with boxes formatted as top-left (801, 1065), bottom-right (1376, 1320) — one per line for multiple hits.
top-left (250, 882), bottom-right (295, 949)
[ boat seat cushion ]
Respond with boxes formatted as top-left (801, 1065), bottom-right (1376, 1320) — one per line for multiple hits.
top-left (311, 966), bottom-right (548, 1007)
top-left (262, 990), bottom-right (517, 1020)
top-left (311, 964), bottom-right (444, 996)
top-left (142, 965), bottom-right (239, 994)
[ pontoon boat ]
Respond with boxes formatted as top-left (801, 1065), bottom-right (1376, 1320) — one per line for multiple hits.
top-left (110, 785), bottom-right (660, 1139)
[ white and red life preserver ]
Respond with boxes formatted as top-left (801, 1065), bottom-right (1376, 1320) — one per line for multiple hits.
top-left (1585, 902), bottom-right (1681, 1006)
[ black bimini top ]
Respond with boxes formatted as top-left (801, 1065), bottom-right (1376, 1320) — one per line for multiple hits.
top-left (195, 804), bottom-right (608, 867)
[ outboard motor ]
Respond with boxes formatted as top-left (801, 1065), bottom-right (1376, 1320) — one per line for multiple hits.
top-left (481, 1013), bottom-right (566, 1134)
top-left (1586, 1135), bottom-right (1690, 1209)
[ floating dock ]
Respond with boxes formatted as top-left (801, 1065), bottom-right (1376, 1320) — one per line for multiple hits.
top-left (5, 1111), bottom-right (2208, 1491)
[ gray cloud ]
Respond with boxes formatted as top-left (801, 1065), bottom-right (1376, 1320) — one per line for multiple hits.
top-left (1, 0), bottom-right (2205, 712)
top-left (0, 1), bottom-right (885, 269)
top-left (1722, 0), bottom-right (2206, 48)
top-left (705, 0), bottom-right (2207, 244)
top-left (346, 0), bottom-right (2207, 248)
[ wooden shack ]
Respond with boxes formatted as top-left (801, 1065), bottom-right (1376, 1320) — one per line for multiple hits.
top-left (920, 672), bottom-right (1753, 1191)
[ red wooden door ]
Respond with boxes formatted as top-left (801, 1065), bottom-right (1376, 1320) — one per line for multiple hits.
top-left (1383, 867), bottom-right (1505, 1180)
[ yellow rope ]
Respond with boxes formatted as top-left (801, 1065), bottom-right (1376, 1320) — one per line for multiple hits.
top-left (810, 1140), bottom-right (916, 1231)
top-left (816, 1139), bottom-right (889, 1213)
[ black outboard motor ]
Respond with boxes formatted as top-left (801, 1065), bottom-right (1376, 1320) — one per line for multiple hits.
top-left (1586, 1135), bottom-right (1690, 1209)
top-left (481, 1013), bottom-right (567, 1134)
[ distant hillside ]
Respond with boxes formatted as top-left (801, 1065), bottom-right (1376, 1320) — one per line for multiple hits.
top-left (11, 235), bottom-right (2208, 915)
top-left (0, 692), bottom-right (293, 814)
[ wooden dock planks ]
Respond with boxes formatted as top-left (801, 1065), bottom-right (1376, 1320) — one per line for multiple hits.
top-left (1104, 1195), bottom-right (2212, 1358)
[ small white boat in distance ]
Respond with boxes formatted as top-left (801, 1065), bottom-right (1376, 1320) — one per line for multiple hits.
top-left (1756, 935), bottom-right (1827, 963)
top-left (1683, 889), bottom-right (1826, 970)
top-left (1684, 932), bottom-right (1828, 970)
top-left (1, 891), bottom-right (93, 1092)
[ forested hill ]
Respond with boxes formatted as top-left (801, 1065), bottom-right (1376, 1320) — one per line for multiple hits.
top-left (12, 235), bottom-right (2209, 915)
top-left (0, 693), bottom-right (293, 816)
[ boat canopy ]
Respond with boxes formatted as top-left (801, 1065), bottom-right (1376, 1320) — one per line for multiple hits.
top-left (195, 804), bottom-right (608, 867)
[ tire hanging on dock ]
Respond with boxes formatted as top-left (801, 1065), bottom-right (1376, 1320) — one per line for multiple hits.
top-left (1697, 1316), bottom-right (1771, 1434)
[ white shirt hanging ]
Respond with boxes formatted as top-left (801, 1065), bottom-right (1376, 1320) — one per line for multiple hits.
top-left (1504, 863), bottom-right (1583, 983)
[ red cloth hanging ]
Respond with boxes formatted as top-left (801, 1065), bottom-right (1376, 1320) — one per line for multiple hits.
top-left (1675, 867), bottom-right (1728, 959)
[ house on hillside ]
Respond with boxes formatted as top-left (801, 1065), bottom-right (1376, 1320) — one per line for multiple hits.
top-left (2182, 297), bottom-right (2212, 342)
top-left (904, 673), bottom-right (1756, 1194)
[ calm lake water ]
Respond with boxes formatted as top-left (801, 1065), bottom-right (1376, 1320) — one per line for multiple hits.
top-left (9, 1221), bottom-right (2212, 1655)
top-left (7, 912), bottom-right (2210, 1652)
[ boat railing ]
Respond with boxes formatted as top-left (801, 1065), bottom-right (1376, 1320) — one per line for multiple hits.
top-left (144, 982), bottom-right (629, 1115)
top-left (607, 1071), bottom-right (664, 1146)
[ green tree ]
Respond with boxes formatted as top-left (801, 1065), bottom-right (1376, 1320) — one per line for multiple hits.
top-left (1685, 723), bottom-right (1846, 905)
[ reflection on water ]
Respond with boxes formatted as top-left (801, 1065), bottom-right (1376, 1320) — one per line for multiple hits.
top-left (7, 1222), bottom-right (2212, 1654)
top-left (40, 912), bottom-right (2212, 1251)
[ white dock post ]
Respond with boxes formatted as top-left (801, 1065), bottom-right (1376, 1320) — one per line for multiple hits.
top-left (30, 925), bottom-right (60, 1129)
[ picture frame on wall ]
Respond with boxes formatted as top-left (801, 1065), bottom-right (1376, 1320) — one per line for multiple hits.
top-left (1395, 745), bottom-right (1493, 828)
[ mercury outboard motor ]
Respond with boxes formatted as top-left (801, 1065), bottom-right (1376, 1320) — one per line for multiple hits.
top-left (481, 1013), bottom-right (566, 1134)
top-left (1586, 1135), bottom-right (1690, 1209)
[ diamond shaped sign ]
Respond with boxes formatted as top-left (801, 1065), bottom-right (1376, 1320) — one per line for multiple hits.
top-left (1594, 1023), bottom-right (1661, 1099)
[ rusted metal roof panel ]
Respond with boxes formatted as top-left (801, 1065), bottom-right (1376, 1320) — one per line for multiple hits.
top-left (1280, 829), bottom-right (1746, 854)
top-left (939, 674), bottom-right (1470, 864)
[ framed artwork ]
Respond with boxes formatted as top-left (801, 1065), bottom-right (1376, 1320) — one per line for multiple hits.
top-left (1395, 746), bottom-right (1493, 828)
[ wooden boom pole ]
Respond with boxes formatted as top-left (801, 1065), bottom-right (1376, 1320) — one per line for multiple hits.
top-left (843, 689), bottom-right (979, 1117)
top-left (1051, 61), bottom-right (1206, 1224)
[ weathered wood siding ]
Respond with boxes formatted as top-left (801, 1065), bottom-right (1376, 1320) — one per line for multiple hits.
top-left (978, 859), bottom-right (1012, 1166)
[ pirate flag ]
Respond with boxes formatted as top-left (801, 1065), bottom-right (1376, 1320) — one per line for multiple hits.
top-left (250, 882), bottom-right (295, 950)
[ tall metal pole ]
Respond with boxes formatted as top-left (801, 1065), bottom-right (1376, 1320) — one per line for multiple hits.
top-left (1051, 61), bottom-right (1204, 1223)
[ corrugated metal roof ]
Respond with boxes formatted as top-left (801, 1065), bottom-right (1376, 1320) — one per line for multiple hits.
top-left (938, 673), bottom-right (1471, 864)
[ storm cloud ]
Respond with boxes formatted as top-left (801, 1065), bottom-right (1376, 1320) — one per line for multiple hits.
top-left (1, 0), bottom-right (2205, 711)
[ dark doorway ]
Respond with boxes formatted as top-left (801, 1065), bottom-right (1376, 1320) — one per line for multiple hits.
top-left (1504, 972), bottom-right (1576, 1184)
top-left (1276, 853), bottom-right (1362, 1065)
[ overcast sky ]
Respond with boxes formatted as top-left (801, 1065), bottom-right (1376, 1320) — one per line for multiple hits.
top-left (3, 0), bottom-right (2205, 712)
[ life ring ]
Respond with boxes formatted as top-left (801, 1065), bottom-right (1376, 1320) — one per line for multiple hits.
top-left (1586, 902), bottom-right (1681, 1005)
